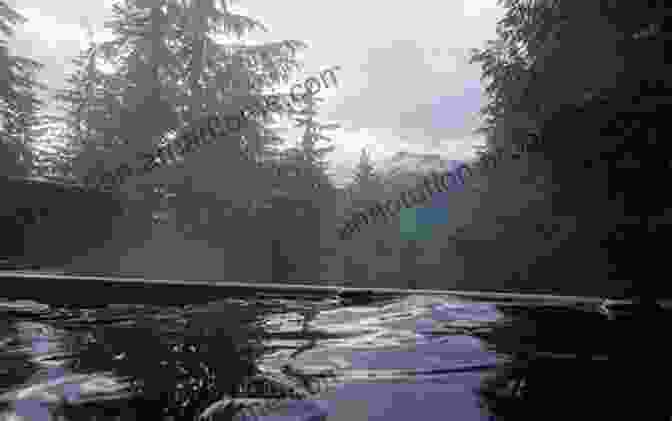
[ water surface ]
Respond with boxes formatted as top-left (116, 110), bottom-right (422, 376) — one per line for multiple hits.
top-left (0, 289), bottom-right (661, 420)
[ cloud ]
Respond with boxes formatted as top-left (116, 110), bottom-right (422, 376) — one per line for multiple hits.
top-left (16, 8), bottom-right (89, 50)
top-left (321, 40), bottom-right (486, 142)
top-left (463, 0), bottom-right (503, 17)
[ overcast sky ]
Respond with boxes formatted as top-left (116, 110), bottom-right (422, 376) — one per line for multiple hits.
top-left (8, 0), bottom-right (504, 185)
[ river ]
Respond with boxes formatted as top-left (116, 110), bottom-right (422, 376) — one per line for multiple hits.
top-left (0, 287), bottom-right (665, 420)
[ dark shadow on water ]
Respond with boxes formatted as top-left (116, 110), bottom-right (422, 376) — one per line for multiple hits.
top-left (33, 299), bottom-right (341, 421)
top-left (17, 302), bottom-right (269, 421)
top-left (475, 302), bottom-right (672, 420)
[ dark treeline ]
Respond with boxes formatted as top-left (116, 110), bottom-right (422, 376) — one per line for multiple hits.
top-left (0, 0), bottom-right (340, 281)
top-left (464, 0), bottom-right (671, 299)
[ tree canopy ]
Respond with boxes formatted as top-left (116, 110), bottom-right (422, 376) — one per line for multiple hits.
top-left (468, 0), bottom-right (671, 298)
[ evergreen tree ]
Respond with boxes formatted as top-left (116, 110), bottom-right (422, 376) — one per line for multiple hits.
top-left (284, 95), bottom-right (337, 192)
top-left (466, 0), bottom-right (671, 300)
top-left (349, 147), bottom-right (383, 211)
top-left (52, 39), bottom-right (116, 182)
top-left (54, 0), bottom-right (315, 281)
top-left (0, 2), bottom-right (46, 177)
top-left (56, 0), bottom-right (307, 210)
top-left (0, 1), bottom-right (24, 98)
top-left (353, 148), bottom-right (377, 185)
top-left (57, 0), bottom-right (306, 186)
top-left (292, 96), bottom-right (337, 168)
top-left (268, 95), bottom-right (339, 282)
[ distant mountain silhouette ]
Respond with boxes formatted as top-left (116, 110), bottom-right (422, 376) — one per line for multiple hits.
top-left (367, 151), bottom-right (470, 196)
top-left (380, 151), bottom-right (464, 178)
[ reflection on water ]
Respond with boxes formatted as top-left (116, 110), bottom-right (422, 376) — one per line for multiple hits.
top-left (0, 294), bottom-right (667, 420)
top-left (476, 302), bottom-right (672, 420)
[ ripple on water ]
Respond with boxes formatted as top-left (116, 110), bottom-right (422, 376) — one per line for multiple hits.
top-left (0, 292), bottom-right (614, 421)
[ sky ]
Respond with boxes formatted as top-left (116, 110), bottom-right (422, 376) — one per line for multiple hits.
top-left (7, 0), bottom-right (505, 186)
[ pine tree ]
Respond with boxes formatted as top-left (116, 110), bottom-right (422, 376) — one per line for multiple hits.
top-left (293, 96), bottom-right (337, 168)
top-left (52, 37), bottom-right (116, 182)
top-left (465, 0), bottom-right (671, 300)
top-left (267, 95), bottom-right (338, 282)
top-left (284, 95), bottom-right (337, 192)
top-left (0, 2), bottom-right (46, 177)
top-left (349, 147), bottom-right (383, 211)
top-left (53, 0), bottom-right (313, 281)
top-left (57, 0), bottom-right (305, 188)
top-left (0, 1), bottom-right (24, 96)
top-left (353, 148), bottom-right (378, 184)
top-left (57, 0), bottom-right (307, 204)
